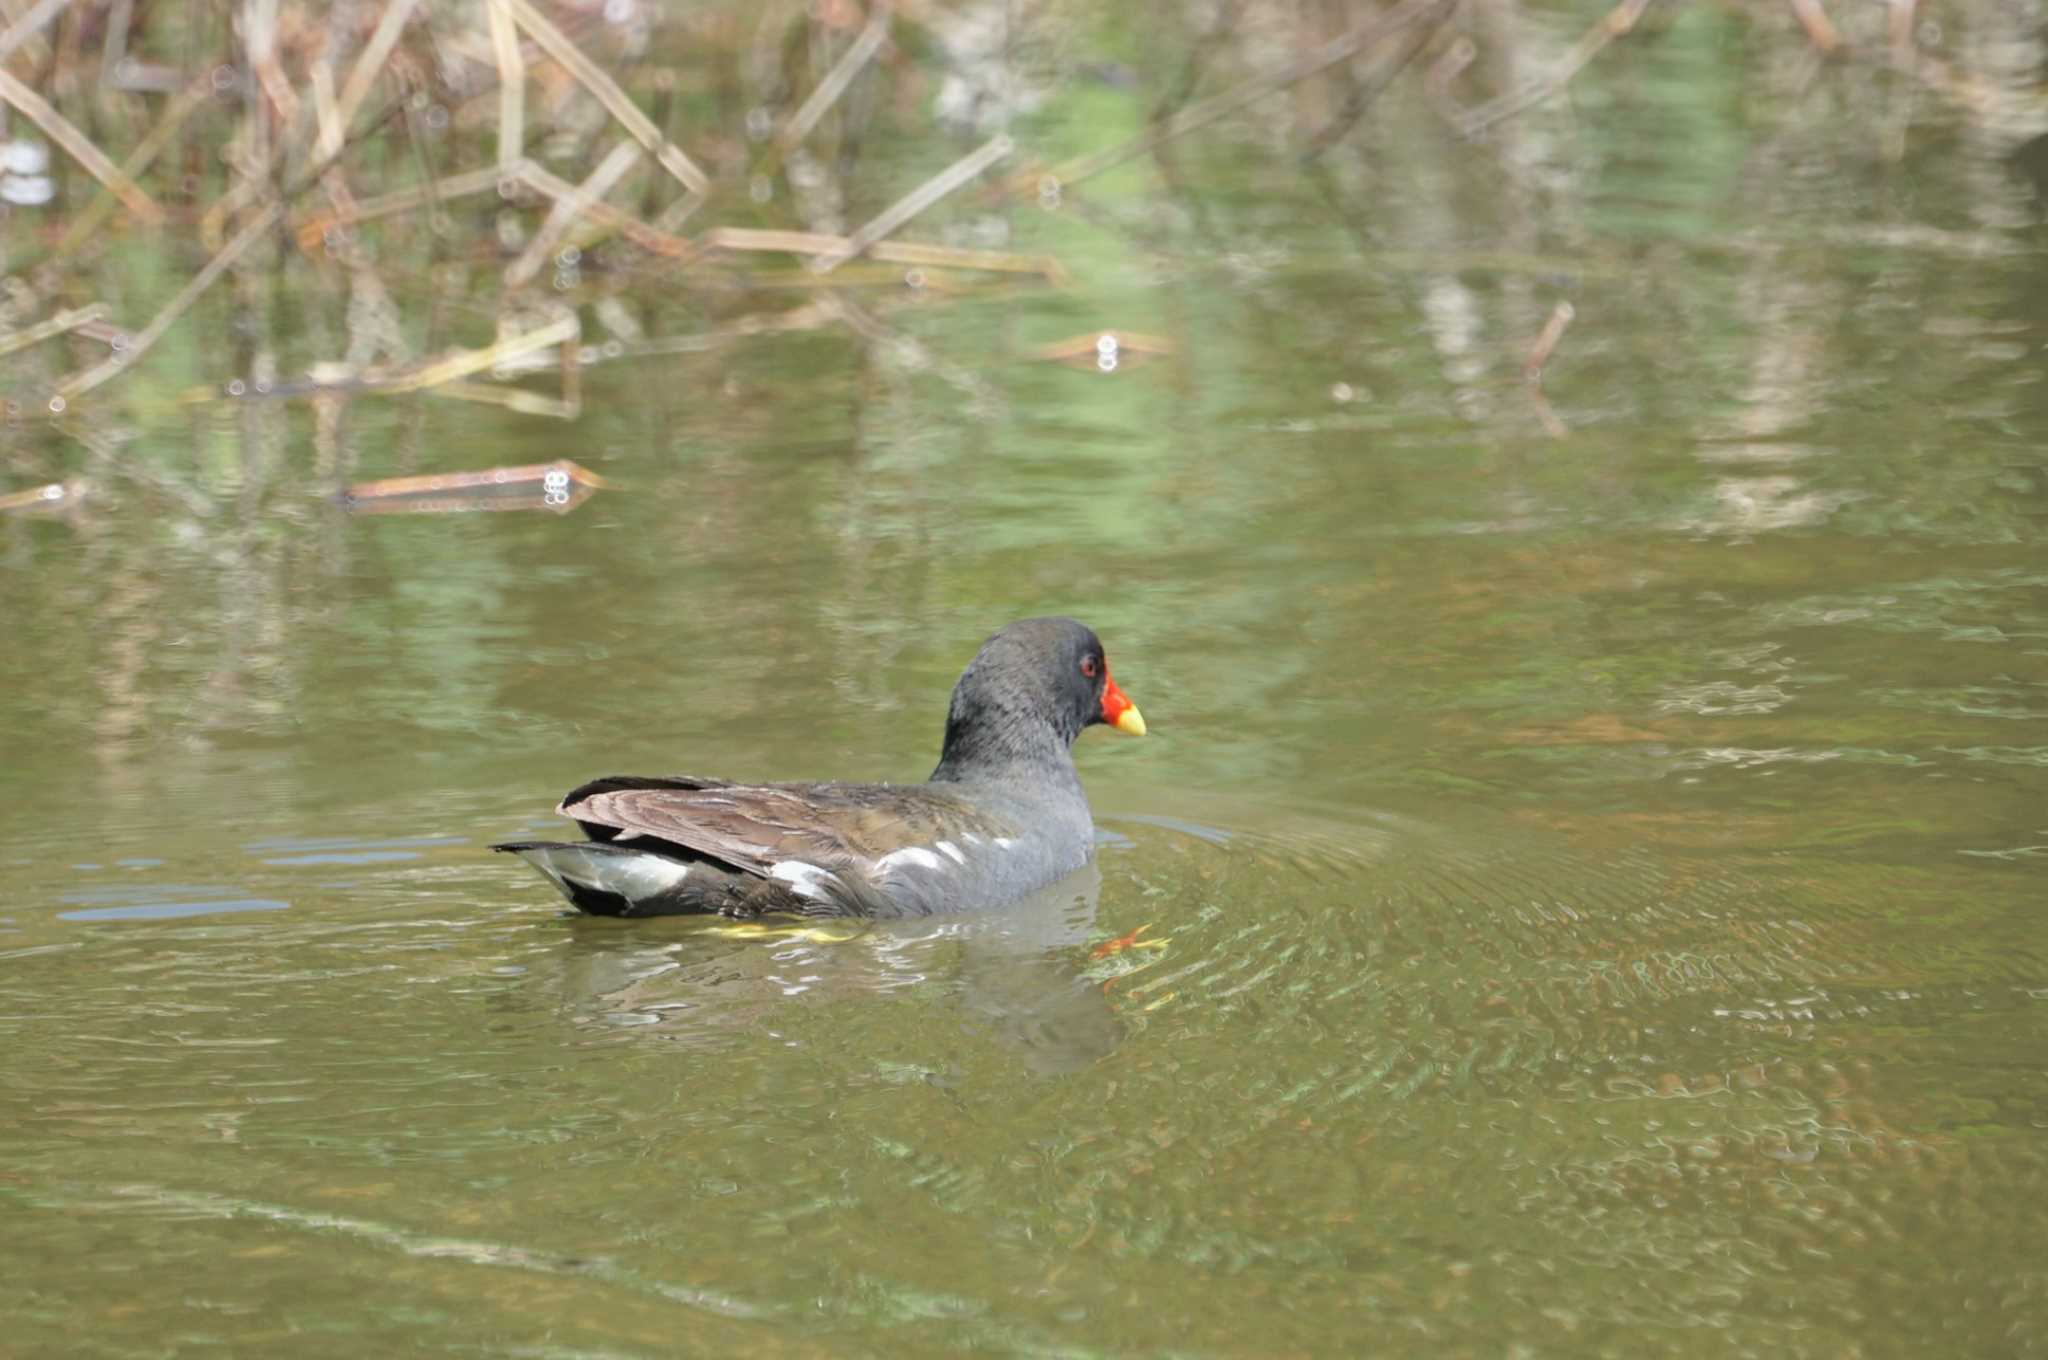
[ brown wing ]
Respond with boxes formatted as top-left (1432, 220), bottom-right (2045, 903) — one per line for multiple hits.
top-left (558, 776), bottom-right (1005, 882)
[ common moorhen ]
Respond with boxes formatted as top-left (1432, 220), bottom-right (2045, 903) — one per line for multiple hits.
top-left (491, 618), bottom-right (1146, 918)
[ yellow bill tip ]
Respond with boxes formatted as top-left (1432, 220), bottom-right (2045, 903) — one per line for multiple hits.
top-left (1114, 705), bottom-right (1147, 737)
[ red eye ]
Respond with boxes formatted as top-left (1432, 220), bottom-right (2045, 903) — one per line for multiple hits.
top-left (1080, 656), bottom-right (1099, 679)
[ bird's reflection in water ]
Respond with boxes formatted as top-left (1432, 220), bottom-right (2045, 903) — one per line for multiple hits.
top-left (547, 861), bottom-right (1120, 1073)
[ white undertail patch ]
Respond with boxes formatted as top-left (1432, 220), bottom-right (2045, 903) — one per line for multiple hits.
top-left (877, 846), bottom-right (944, 873)
top-left (525, 845), bottom-right (690, 900)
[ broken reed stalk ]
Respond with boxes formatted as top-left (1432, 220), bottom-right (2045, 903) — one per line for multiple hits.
top-left (430, 379), bottom-right (577, 420)
top-left (501, 0), bottom-right (709, 195)
top-left (810, 133), bottom-right (1013, 274)
top-left (1787, 0), bottom-right (1844, 55)
top-left (486, 0), bottom-right (525, 174)
top-left (0, 66), bottom-right (165, 223)
top-left (352, 312), bottom-right (578, 396)
top-left (0, 0), bottom-right (68, 62)
top-left (294, 164), bottom-right (509, 249)
top-left (704, 226), bottom-right (1063, 282)
top-left (507, 139), bottom-right (641, 286)
top-left (56, 203), bottom-right (284, 402)
top-left (1017, 0), bottom-right (1452, 197)
top-left (776, 1), bottom-right (893, 154)
top-left (1523, 301), bottom-right (1575, 441)
top-left (1302, 3), bottom-right (1453, 160)
top-left (1455, 0), bottom-right (1652, 136)
top-left (310, 59), bottom-right (344, 160)
top-left (518, 160), bottom-right (696, 260)
top-left (335, 0), bottom-right (420, 129)
top-left (1523, 301), bottom-right (1575, 384)
top-left (52, 70), bottom-right (211, 259)
top-left (0, 304), bottom-right (108, 358)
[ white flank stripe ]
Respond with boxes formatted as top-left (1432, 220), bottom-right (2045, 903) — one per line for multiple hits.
top-left (993, 837), bottom-right (1019, 850)
top-left (769, 861), bottom-right (834, 901)
top-left (877, 846), bottom-right (944, 873)
top-left (935, 840), bottom-right (966, 864)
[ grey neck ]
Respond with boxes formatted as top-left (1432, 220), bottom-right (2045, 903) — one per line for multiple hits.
top-left (928, 705), bottom-right (1083, 788)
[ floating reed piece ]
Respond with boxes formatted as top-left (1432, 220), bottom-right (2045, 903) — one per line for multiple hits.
top-left (0, 480), bottom-right (92, 515)
top-left (340, 460), bottom-right (610, 515)
top-left (1026, 330), bottom-right (1177, 372)
top-left (1523, 302), bottom-right (1576, 385)
top-left (0, 304), bottom-right (108, 358)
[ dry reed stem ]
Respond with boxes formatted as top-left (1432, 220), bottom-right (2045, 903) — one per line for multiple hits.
top-left (810, 133), bottom-right (1012, 273)
top-left (0, 303), bottom-right (107, 357)
top-left (1523, 301), bottom-right (1575, 384)
top-left (429, 379), bottom-right (578, 419)
top-left (702, 226), bottom-right (1063, 282)
top-left (245, 0), bottom-right (301, 126)
top-left (352, 312), bottom-right (578, 395)
top-left (335, 0), bottom-right (421, 130)
top-left (97, 0), bottom-right (130, 87)
top-left (486, 0), bottom-right (525, 174)
top-left (52, 70), bottom-right (210, 258)
top-left (777, 1), bottom-right (892, 152)
top-left (517, 162), bottom-right (697, 259)
top-left (1014, 0), bottom-right (1451, 196)
top-left (0, 66), bottom-right (164, 223)
top-left (1455, 0), bottom-right (1652, 135)
top-left (1787, 0), bottom-right (1844, 54)
top-left (311, 58), bottom-right (344, 160)
top-left (179, 316), bottom-right (581, 405)
top-left (501, 0), bottom-right (709, 196)
top-left (56, 203), bottom-right (283, 401)
top-left (507, 138), bottom-right (642, 286)
top-left (293, 164), bottom-right (510, 250)
top-left (0, 0), bottom-right (66, 62)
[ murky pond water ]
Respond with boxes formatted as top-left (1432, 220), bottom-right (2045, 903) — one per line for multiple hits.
top-left (6, 5), bottom-right (2048, 1355)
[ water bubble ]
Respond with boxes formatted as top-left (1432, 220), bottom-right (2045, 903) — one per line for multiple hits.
top-left (601, 339), bottom-right (624, 358)
top-left (408, 90), bottom-right (430, 112)
top-left (1331, 382), bottom-right (1355, 403)
top-left (745, 107), bottom-right (774, 141)
top-left (254, 378), bottom-right (273, 394)
top-left (226, 378), bottom-right (247, 397)
top-left (578, 345), bottom-right (600, 364)
top-left (48, 395), bottom-right (66, 414)
top-left (1917, 19), bottom-right (1941, 45)
top-left (425, 105), bottom-right (449, 131)
top-left (556, 245), bottom-right (581, 268)
top-left (211, 63), bottom-right (239, 93)
top-left (497, 177), bottom-right (521, 200)
top-left (904, 268), bottom-right (926, 291)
